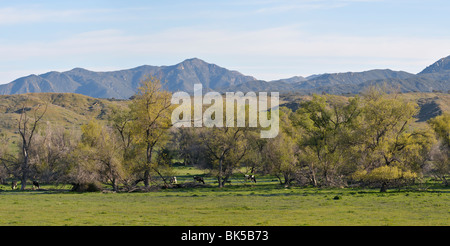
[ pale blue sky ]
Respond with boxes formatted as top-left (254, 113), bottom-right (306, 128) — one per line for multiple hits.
top-left (1, 0), bottom-right (449, 84)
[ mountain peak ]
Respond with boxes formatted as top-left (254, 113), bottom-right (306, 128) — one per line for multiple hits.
top-left (174, 58), bottom-right (210, 70)
top-left (419, 55), bottom-right (450, 74)
top-left (183, 57), bottom-right (204, 62)
top-left (180, 57), bottom-right (208, 65)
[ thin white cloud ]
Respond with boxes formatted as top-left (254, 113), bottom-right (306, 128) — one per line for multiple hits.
top-left (1, 25), bottom-right (448, 56)
top-left (0, 6), bottom-right (116, 25)
top-left (131, 27), bottom-right (449, 61)
top-left (0, 25), bottom-right (448, 81)
top-left (252, 0), bottom-right (385, 14)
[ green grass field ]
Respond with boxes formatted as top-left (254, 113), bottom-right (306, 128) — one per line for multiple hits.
top-left (1, 171), bottom-right (449, 226)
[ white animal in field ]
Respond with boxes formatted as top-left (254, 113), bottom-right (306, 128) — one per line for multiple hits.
top-left (170, 176), bottom-right (177, 184)
top-left (244, 174), bottom-right (256, 183)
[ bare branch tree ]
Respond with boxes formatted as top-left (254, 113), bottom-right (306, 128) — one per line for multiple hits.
top-left (17, 101), bottom-right (48, 190)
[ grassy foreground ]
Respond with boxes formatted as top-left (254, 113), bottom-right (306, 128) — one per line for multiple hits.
top-left (0, 181), bottom-right (449, 226)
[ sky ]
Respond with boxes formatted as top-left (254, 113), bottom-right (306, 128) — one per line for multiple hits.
top-left (1, 0), bottom-right (450, 84)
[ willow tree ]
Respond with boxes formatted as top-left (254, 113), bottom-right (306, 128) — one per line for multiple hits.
top-left (428, 113), bottom-right (450, 185)
top-left (294, 94), bottom-right (361, 187)
top-left (109, 106), bottom-right (143, 188)
top-left (79, 120), bottom-right (124, 191)
top-left (129, 76), bottom-right (173, 187)
top-left (353, 88), bottom-right (436, 191)
top-left (200, 126), bottom-right (249, 188)
top-left (261, 107), bottom-right (300, 186)
top-left (428, 113), bottom-right (450, 148)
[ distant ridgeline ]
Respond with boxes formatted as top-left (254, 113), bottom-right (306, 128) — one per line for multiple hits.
top-left (1, 56), bottom-right (450, 99)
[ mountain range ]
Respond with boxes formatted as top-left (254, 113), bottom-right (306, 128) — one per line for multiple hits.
top-left (1, 56), bottom-right (450, 99)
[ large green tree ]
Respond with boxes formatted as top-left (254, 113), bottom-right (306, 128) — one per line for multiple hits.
top-left (200, 126), bottom-right (249, 187)
top-left (79, 120), bottom-right (124, 191)
top-left (129, 76), bottom-right (173, 187)
top-left (428, 113), bottom-right (450, 185)
top-left (352, 88), bottom-right (435, 191)
top-left (261, 107), bottom-right (299, 186)
top-left (294, 94), bottom-right (361, 187)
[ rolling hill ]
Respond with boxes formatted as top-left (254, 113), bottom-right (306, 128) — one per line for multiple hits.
top-left (279, 92), bottom-right (450, 123)
top-left (0, 93), bottom-right (127, 143)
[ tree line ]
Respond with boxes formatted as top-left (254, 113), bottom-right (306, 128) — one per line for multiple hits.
top-left (0, 77), bottom-right (449, 192)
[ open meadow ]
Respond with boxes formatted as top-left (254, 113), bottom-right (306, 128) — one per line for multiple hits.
top-left (1, 167), bottom-right (449, 226)
top-left (0, 92), bottom-right (449, 226)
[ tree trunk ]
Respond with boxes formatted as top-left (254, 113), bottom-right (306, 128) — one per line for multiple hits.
top-left (20, 172), bottom-right (27, 190)
top-left (219, 175), bottom-right (230, 188)
top-left (111, 177), bottom-right (117, 192)
top-left (153, 167), bottom-right (169, 188)
top-left (276, 175), bottom-right (282, 185)
top-left (308, 162), bottom-right (318, 187)
top-left (218, 158), bottom-right (223, 188)
top-left (20, 148), bottom-right (29, 190)
top-left (310, 169), bottom-right (318, 187)
top-left (144, 170), bottom-right (150, 187)
top-left (144, 139), bottom-right (152, 188)
top-left (380, 181), bottom-right (388, 192)
top-left (284, 174), bottom-right (291, 187)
